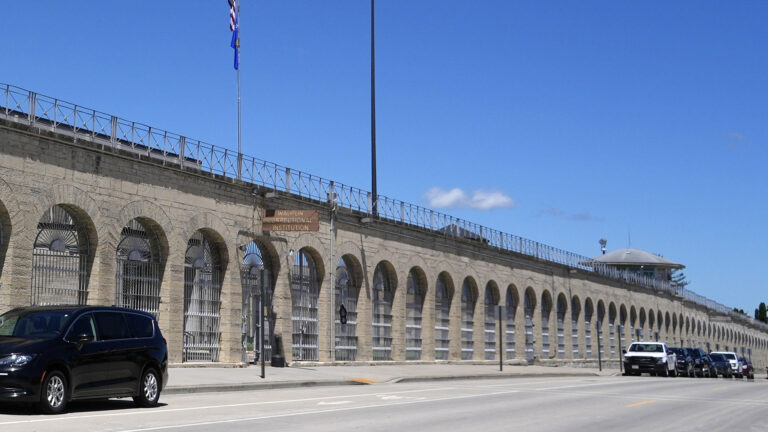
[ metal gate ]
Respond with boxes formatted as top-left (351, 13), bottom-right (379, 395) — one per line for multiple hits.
top-left (240, 242), bottom-right (272, 363)
top-left (585, 302), bottom-right (593, 359)
top-left (183, 231), bottom-right (222, 362)
top-left (571, 302), bottom-right (580, 358)
top-left (556, 299), bottom-right (566, 359)
top-left (291, 249), bottom-right (319, 362)
top-left (435, 276), bottom-right (451, 360)
top-left (484, 288), bottom-right (496, 360)
top-left (505, 289), bottom-right (517, 360)
top-left (372, 264), bottom-right (393, 360)
top-left (115, 219), bottom-right (160, 315)
top-left (405, 270), bottom-right (424, 360)
top-left (541, 296), bottom-right (551, 359)
top-left (335, 257), bottom-right (358, 361)
top-left (524, 291), bottom-right (535, 364)
top-left (460, 281), bottom-right (474, 360)
top-left (31, 205), bottom-right (89, 306)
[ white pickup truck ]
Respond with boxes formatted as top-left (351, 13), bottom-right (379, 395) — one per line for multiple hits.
top-left (623, 342), bottom-right (677, 377)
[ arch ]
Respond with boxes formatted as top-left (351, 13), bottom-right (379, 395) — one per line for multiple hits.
top-left (434, 272), bottom-right (454, 360)
top-left (183, 229), bottom-right (226, 362)
top-left (460, 277), bottom-right (479, 360)
top-left (608, 302), bottom-right (617, 357)
top-left (540, 290), bottom-right (553, 359)
top-left (405, 266), bottom-right (427, 360)
top-left (629, 306), bottom-right (637, 341)
top-left (31, 205), bottom-right (96, 305)
top-left (505, 284), bottom-right (519, 360)
top-left (556, 293), bottom-right (568, 359)
top-left (638, 308), bottom-right (647, 341)
top-left (0, 199), bottom-right (10, 282)
top-left (115, 218), bottom-right (165, 316)
top-left (647, 309), bottom-right (655, 341)
top-left (596, 300), bottom-right (606, 356)
top-left (571, 296), bottom-right (582, 358)
top-left (584, 298), bottom-right (594, 358)
top-left (335, 254), bottom-right (363, 361)
top-left (483, 281), bottom-right (500, 360)
top-left (240, 239), bottom-right (278, 361)
top-left (290, 247), bottom-right (323, 362)
top-left (523, 287), bottom-right (536, 363)
top-left (372, 261), bottom-right (396, 361)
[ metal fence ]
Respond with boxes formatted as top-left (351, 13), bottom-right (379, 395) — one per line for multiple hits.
top-left (3, 83), bottom-right (766, 333)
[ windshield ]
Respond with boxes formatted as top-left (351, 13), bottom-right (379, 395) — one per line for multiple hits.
top-left (668, 348), bottom-right (683, 355)
top-left (628, 343), bottom-right (663, 353)
top-left (709, 353), bottom-right (725, 361)
top-left (0, 309), bottom-right (73, 339)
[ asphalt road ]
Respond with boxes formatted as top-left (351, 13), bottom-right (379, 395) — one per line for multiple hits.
top-left (0, 375), bottom-right (766, 432)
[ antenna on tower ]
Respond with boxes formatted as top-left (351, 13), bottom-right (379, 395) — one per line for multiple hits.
top-left (599, 238), bottom-right (607, 255)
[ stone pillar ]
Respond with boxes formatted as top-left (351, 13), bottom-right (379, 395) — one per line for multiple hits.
top-left (391, 269), bottom-right (407, 361)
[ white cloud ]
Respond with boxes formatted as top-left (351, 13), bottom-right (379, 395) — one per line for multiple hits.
top-left (425, 187), bottom-right (515, 210)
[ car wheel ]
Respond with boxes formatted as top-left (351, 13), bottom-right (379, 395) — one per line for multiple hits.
top-left (38, 370), bottom-right (67, 414)
top-left (133, 368), bottom-right (161, 407)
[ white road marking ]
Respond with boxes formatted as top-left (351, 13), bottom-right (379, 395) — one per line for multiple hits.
top-left (0, 387), bottom-right (457, 426)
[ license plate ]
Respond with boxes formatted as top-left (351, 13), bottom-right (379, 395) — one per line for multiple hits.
top-left (632, 365), bottom-right (639, 369)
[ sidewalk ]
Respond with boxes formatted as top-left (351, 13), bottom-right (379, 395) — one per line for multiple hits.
top-left (164, 363), bottom-right (620, 395)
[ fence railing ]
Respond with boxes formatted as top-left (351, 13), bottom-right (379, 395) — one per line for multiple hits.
top-left (3, 83), bottom-right (763, 330)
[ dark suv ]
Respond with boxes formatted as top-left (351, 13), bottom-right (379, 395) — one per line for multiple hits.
top-left (668, 347), bottom-right (695, 377)
top-left (0, 305), bottom-right (168, 413)
top-left (687, 347), bottom-right (714, 378)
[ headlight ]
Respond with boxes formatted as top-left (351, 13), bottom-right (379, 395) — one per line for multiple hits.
top-left (0, 354), bottom-right (36, 368)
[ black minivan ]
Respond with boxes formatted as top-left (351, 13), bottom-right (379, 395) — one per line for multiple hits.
top-left (0, 305), bottom-right (168, 413)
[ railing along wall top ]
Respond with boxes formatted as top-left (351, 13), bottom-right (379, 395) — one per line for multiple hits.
top-left (1, 83), bottom-right (761, 330)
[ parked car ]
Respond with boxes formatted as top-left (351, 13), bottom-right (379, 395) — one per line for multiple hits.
top-left (0, 305), bottom-right (168, 414)
top-left (710, 351), bottom-right (742, 378)
top-left (668, 347), bottom-right (695, 377)
top-left (740, 357), bottom-right (754, 379)
top-left (623, 342), bottom-right (677, 377)
top-left (686, 347), bottom-right (713, 377)
top-left (708, 353), bottom-right (733, 378)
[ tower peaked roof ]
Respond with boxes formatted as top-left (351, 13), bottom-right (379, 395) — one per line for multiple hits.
top-left (591, 248), bottom-right (684, 269)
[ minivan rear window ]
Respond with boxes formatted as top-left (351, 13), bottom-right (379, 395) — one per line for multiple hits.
top-left (94, 312), bottom-right (131, 340)
top-left (125, 313), bottom-right (154, 338)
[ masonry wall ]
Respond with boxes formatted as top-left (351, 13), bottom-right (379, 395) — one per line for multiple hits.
top-left (1, 117), bottom-right (766, 369)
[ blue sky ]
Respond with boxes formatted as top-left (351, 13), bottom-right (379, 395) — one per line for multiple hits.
top-left (2, 1), bottom-right (766, 313)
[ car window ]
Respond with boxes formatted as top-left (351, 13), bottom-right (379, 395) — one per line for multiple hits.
top-left (723, 353), bottom-right (736, 360)
top-left (67, 314), bottom-right (97, 342)
top-left (124, 313), bottom-right (154, 338)
top-left (94, 312), bottom-right (130, 340)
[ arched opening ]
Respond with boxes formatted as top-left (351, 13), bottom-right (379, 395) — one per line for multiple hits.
top-left (372, 261), bottom-right (395, 361)
top-left (291, 248), bottom-right (320, 362)
top-left (406, 267), bottom-right (426, 360)
top-left (585, 299), bottom-right (594, 358)
top-left (32, 205), bottom-right (92, 305)
top-left (461, 277), bottom-right (478, 360)
top-left (630, 307), bottom-right (637, 342)
top-left (540, 291), bottom-right (553, 359)
top-left (183, 230), bottom-right (224, 362)
top-left (597, 301), bottom-right (606, 358)
top-left (505, 285), bottom-right (519, 360)
top-left (556, 294), bottom-right (567, 359)
top-left (638, 308), bottom-right (646, 341)
top-left (648, 309), bottom-right (656, 341)
top-left (335, 255), bottom-right (361, 361)
top-left (115, 219), bottom-right (163, 315)
top-left (484, 281), bottom-right (499, 360)
top-left (608, 303), bottom-right (617, 358)
top-left (435, 273), bottom-right (453, 360)
top-left (571, 296), bottom-right (581, 358)
top-left (523, 288), bottom-right (536, 364)
top-left (240, 240), bottom-right (276, 362)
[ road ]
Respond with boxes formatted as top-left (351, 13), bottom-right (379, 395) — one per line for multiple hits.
top-left (0, 375), bottom-right (766, 431)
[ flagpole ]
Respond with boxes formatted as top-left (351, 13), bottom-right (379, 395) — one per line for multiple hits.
top-left (236, 1), bottom-right (242, 180)
top-left (370, 0), bottom-right (377, 216)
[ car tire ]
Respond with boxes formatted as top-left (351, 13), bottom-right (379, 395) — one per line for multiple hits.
top-left (38, 370), bottom-right (68, 414)
top-left (133, 368), bottom-right (161, 408)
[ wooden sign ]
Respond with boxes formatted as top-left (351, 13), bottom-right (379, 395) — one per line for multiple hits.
top-left (262, 209), bottom-right (319, 232)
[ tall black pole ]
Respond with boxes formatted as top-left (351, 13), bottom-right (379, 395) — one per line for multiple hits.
top-left (370, 0), bottom-right (378, 216)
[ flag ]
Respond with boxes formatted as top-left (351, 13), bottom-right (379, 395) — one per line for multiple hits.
top-left (229, 0), bottom-right (239, 70)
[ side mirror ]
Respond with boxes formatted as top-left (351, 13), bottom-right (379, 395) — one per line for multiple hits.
top-left (622, 349), bottom-right (627, 355)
